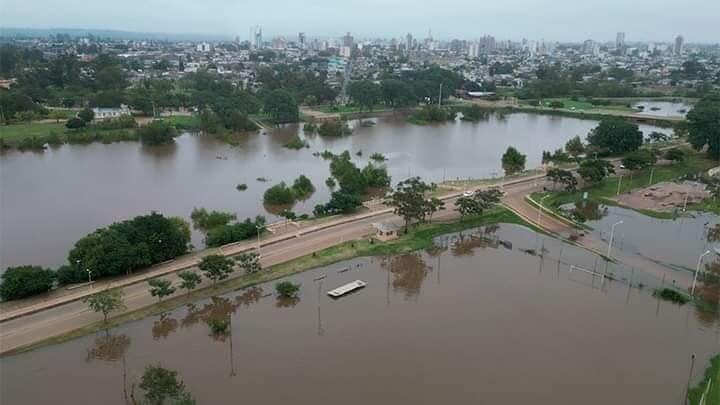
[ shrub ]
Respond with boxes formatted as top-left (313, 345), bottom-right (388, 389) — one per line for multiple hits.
top-left (236, 183), bottom-right (248, 191)
top-left (653, 288), bottom-right (690, 305)
top-left (663, 148), bottom-right (685, 161)
top-left (263, 182), bottom-right (295, 205)
top-left (205, 217), bottom-right (266, 247)
top-left (292, 175), bottom-right (315, 198)
top-left (369, 153), bottom-right (386, 162)
top-left (275, 281), bottom-right (300, 298)
top-left (283, 134), bottom-right (309, 150)
top-left (0, 266), bottom-right (56, 300)
top-left (325, 177), bottom-right (336, 188)
top-left (190, 208), bottom-right (237, 231)
top-left (138, 120), bottom-right (177, 145)
top-left (56, 264), bottom-right (86, 285)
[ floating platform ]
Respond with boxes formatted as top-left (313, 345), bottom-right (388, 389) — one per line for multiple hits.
top-left (327, 280), bottom-right (367, 298)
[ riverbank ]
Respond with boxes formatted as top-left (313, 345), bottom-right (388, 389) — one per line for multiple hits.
top-left (1, 208), bottom-right (531, 356)
top-left (532, 148), bottom-right (717, 219)
top-left (688, 354), bottom-right (720, 405)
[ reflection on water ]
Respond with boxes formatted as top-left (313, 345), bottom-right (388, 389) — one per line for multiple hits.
top-left (275, 296), bottom-right (301, 308)
top-left (566, 200), bottom-right (609, 222)
top-left (1, 114), bottom-right (675, 268)
top-left (151, 314), bottom-right (179, 340)
top-left (1, 224), bottom-right (717, 405)
top-left (381, 253), bottom-right (432, 298)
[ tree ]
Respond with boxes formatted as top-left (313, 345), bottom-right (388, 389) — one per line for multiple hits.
top-left (148, 278), bottom-right (176, 302)
top-left (78, 108), bottom-right (95, 123)
top-left (313, 190), bottom-right (362, 216)
top-left (262, 89), bottom-right (299, 123)
top-left (205, 217), bottom-right (265, 247)
top-left (501, 146), bottom-right (527, 176)
top-left (291, 175), bottom-right (315, 199)
top-left (565, 135), bottom-right (585, 158)
top-left (177, 271), bottom-right (202, 295)
top-left (586, 119), bottom-right (643, 155)
top-left (622, 150), bottom-right (657, 171)
top-left (138, 120), bottom-right (177, 145)
top-left (647, 131), bottom-right (669, 143)
top-left (687, 93), bottom-right (720, 159)
top-left (236, 252), bottom-right (262, 274)
top-left (388, 177), bottom-right (434, 232)
top-left (424, 197), bottom-right (445, 222)
top-left (546, 168), bottom-right (577, 191)
top-left (199, 254), bottom-right (234, 285)
top-left (455, 196), bottom-right (484, 217)
top-left (0, 265), bottom-right (56, 301)
top-left (139, 365), bottom-right (194, 405)
top-left (664, 148), bottom-right (685, 162)
top-left (275, 281), bottom-right (300, 298)
top-left (578, 159), bottom-right (615, 184)
top-left (263, 182), bottom-right (296, 205)
top-left (65, 116), bottom-right (86, 130)
top-left (549, 100), bottom-right (565, 109)
top-left (83, 289), bottom-right (126, 323)
top-left (347, 80), bottom-right (381, 111)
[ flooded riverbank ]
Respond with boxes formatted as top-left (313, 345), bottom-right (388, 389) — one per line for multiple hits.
top-left (0, 113), bottom-right (674, 269)
top-left (1, 224), bottom-right (716, 404)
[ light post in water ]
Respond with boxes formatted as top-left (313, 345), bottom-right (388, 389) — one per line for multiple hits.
top-left (691, 250), bottom-right (712, 296)
top-left (607, 220), bottom-right (624, 259)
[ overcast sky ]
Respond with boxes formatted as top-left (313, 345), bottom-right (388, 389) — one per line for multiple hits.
top-left (2, 0), bottom-right (718, 43)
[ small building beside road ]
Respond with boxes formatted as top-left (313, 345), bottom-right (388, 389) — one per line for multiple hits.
top-left (372, 221), bottom-right (400, 241)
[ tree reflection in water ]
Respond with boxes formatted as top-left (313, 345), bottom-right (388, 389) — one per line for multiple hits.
top-left (86, 331), bottom-right (131, 362)
top-left (275, 296), bottom-right (301, 308)
top-left (694, 260), bottom-right (720, 327)
top-left (236, 286), bottom-right (263, 307)
top-left (382, 253), bottom-right (432, 299)
top-left (450, 226), bottom-right (500, 256)
top-left (152, 313), bottom-right (179, 340)
top-left (571, 201), bottom-right (608, 222)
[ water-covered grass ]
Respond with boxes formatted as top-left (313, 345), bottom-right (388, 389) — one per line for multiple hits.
top-left (688, 354), bottom-right (720, 405)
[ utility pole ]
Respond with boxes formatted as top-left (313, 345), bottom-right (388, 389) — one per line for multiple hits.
top-left (607, 220), bottom-right (624, 259)
top-left (616, 175), bottom-right (623, 195)
top-left (648, 167), bottom-right (654, 186)
top-left (438, 83), bottom-right (443, 106)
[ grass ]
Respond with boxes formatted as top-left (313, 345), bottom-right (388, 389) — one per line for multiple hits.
top-left (522, 98), bottom-right (634, 113)
top-left (2, 207), bottom-right (532, 356)
top-left (533, 148), bottom-right (715, 218)
top-left (0, 121), bottom-right (66, 142)
top-left (688, 354), bottom-right (720, 405)
top-left (314, 104), bottom-right (389, 114)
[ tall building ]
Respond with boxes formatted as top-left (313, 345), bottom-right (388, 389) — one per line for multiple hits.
top-left (342, 32), bottom-right (354, 49)
top-left (479, 35), bottom-right (496, 53)
top-left (674, 35), bottom-right (684, 56)
top-left (298, 32), bottom-right (306, 49)
top-left (616, 32), bottom-right (626, 50)
top-left (405, 33), bottom-right (413, 51)
top-left (250, 25), bottom-right (263, 49)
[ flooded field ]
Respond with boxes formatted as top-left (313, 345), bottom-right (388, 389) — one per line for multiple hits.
top-left (1, 224), bottom-right (716, 404)
top-left (633, 100), bottom-right (693, 118)
top-left (0, 113), bottom-right (673, 269)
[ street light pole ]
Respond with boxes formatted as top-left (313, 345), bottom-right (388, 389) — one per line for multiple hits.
top-left (607, 220), bottom-right (624, 259)
top-left (691, 250), bottom-right (712, 296)
top-left (537, 195), bottom-right (550, 225)
top-left (648, 167), bottom-right (654, 186)
top-left (256, 225), bottom-right (262, 258)
top-left (616, 175), bottom-right (623, 195)
top-left (86, 268), bottom-right (93, 285)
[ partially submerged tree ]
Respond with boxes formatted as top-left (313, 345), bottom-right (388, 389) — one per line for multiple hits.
top-left (83, 289), bottom-right (126, 323)
top-left (148, 278), bottom-right (176, 302)
top-left (388, 177), bottom-right (434, 232)
top-left (177, 271), bottom-right (202, 295)
top-left (199, 255), bottom-right (235, 285)
top-left (236, 252), bottom-right (262, 274)
top-left (501, 146), bottom-right (527, 176)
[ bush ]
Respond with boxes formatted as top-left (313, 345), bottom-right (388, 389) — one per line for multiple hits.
top-left (292, 175), bottom-right (315, 198)
top-left (56, 264), bottom-right (86, 285)
top-left (138, 120), bottom-right (177, 145)
top-left (653, 288), bottom-right (690, 305)
top-left (318, 120), bottom-right (350, 137)
top-left (236, 183), bottom-right (248, 191)
top-left (283, 134), bottom-right (308, 150)
top-left (0, 266), bottom-right (56, 300)
top-left (205, 217), bottom-right (266, 247)
top-left (549, 100), bottom-right (565, 109)
top-left (325, 177), bottom-right (336, 188)
top-left (275, 281), bottom-right (300, 298)
top-left (190, 207), bottom-right (237, 231)
top-left (369, 153), bottom-right (386, 162)
top-left (263, 182), bottom-right (295, 205)
top-left (664, 148), bottom-right (685, 161)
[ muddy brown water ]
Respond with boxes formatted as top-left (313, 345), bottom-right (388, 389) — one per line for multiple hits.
top-left (0, 113), bottom-right (673, 269)
top-left (1, 224), bottom-right (716, 405)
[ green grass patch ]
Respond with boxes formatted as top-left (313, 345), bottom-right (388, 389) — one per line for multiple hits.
top-left (533, 148), bottom-right (715, 217)
top-left (1, 207), bottom-right (533, 356)
top-left (688, 354), bottom-right (720, 405)
top-left (0, 121), bottom-right (66, 142)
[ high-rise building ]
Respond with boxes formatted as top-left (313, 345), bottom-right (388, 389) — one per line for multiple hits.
top-left (674, 35), bottom-right (684, 56)
top-left (342, 32), bottom-right (354, 49)
top-left (479, 35), bottom-right (496, 53)
top-left (616, 32), bottom-right (626, 50)
top-left (405, 33), bottom-right (413, 51)
top-left (250, 25), bottom-right (263, 49)
top-left (298, 32), bottom-right (306, 49)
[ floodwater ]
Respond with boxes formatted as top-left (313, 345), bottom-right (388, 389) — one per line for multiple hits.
top-left (633, 100), bottom-right (693, 118)
top-left (1, 224), bottom-right (717, 404)
top-left (580, 204), bottom-right (719, 271)
top-left (0, 113), bottom-right (673, 269)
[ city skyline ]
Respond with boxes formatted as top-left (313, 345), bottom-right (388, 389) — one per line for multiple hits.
top-left (1, 0), bottom-right (719, 43)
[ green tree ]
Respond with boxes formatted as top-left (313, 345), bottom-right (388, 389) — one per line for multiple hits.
top-left (275, 281), bottom-right (300, 298)
top-left (578, 159), bottom-right (615, 185)
top-left (291, 175), bottom-right (315, 199)
top-left (547, 168), bottom-right (578, 191)
top-left (501, 146), bottom-right (527, 176)
top-left (388, 177), bottom-right (434, 232)
top-left (347, 80), bottom-right (381, 111)
top-left (205, 217), bottom-right (265, 247)
top-left (190, 208), bottom-right (236, 231)
top-left (586, 119), bottom-right (643, 155)
top-left (177, 271), bottom-right (202, 295)
top-left (236, 252), bottom-right (262, 274)
top-left (0, 265), bottom-right (56, 301)
top-left (565, 135), bottom-right (585, 158)
top-left (455, 195), bottom-right (484, 217)
top-left (263, 182), bottom-right (296, 205)
top-left (664, 148), bottom-right (685, 161)
top-left (313, 190), bottom-right (362, 216)
top-left (83, 289), bottom-right (126, 323)
top-left (263, 89), bottom-right (299, 123)
top-left (148, 278), bottom-right (176, 302)
top-left (199, 254), bottom-right (235, 285)
top-left (65, 117), bottom-right (86, 130)
top-left (77, 108), bottom-right (95, 123)
top-left (687, 93), bottom-right (720, 159)
top-left (549, 100), bottom-right (565, 109)
top-left (138, 120), bottom-right (177, 145)
top-left (139, 365), bottom-right (194, 405)
top-left (622, 150), bottom-right (657, 171)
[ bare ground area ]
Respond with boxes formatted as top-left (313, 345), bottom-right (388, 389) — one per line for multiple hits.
top-left (614, 181), bottom-right (710, 212)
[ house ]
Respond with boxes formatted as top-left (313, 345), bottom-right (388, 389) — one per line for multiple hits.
top-left (92, 105), bottom-right (131, 120)
top-left (372, 221), bottom-right (401, 241)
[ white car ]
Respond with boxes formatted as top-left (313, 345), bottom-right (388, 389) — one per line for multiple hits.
top-left (462, 190), bottom-right (475, 197)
